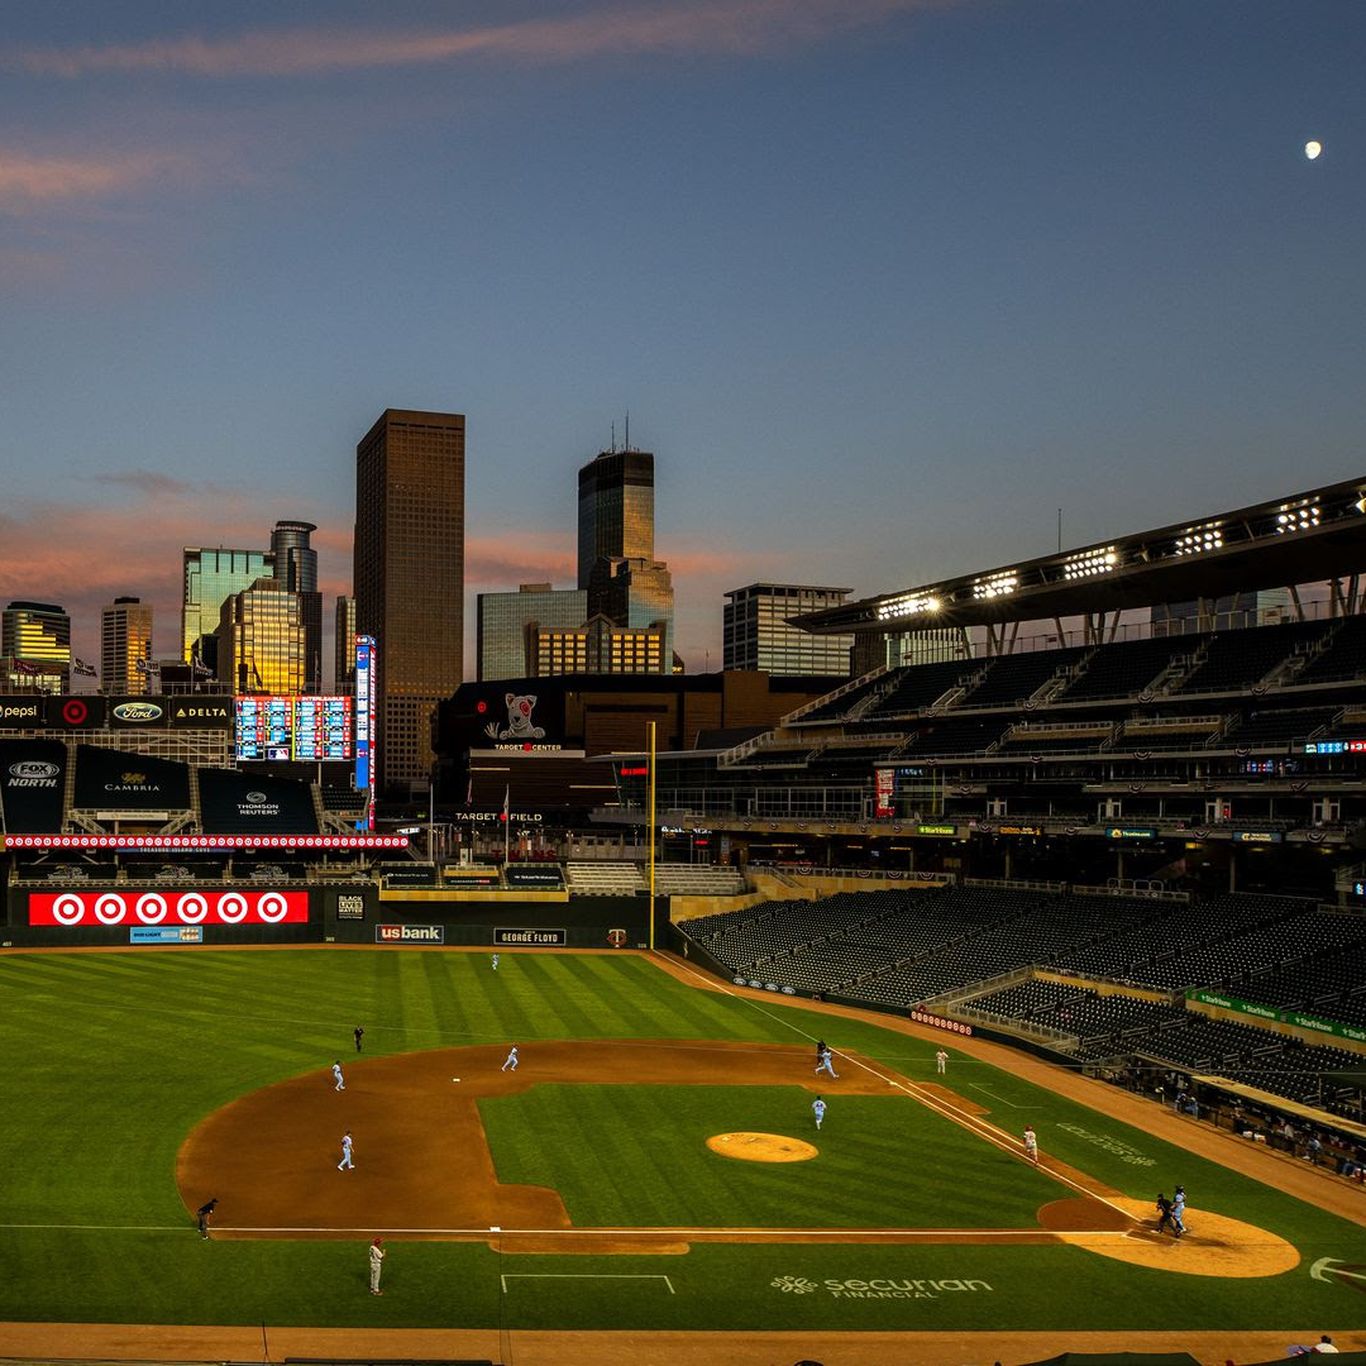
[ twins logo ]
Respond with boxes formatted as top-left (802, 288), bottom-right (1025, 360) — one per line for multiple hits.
top-left (484, 693), bottom-right (546, 741)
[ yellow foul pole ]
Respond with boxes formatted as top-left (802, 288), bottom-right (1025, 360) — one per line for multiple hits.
top-left (648, 720), bottom-right (657, 951)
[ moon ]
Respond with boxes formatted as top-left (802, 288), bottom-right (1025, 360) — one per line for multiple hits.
top-left (1304, 140), bottom-right (1323, 161)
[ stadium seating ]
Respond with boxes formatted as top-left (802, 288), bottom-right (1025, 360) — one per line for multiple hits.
top-left (652, 865), bottom-right (747, 896)
top-left (565, 861), bottom-right (645, 894)
top-left (1056, 637), bottom-right (1180, 701)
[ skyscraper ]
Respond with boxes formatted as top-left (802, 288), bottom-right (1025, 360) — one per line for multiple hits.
top-left (354, 408), bottom-right (465, 797)
top-left (1, 600), bottom-right (71, 692)
top-left (101, 596), bottom-right (155, 694)
top-left (577, 448), bottom-right (654, 588)
top-left (723, 584), bottom-right (853, 675)
top-left (182, 547), bottom-right (273, 668)
top-left (335, 595), bottom-right (356, 694)
top-left (588, 557), bottom-right (675, 672)
top-left (215, 578), bottom-right (309, 695)
top-left (477, 584), bottom-right (588, 681)
top-left (270, 520), bottom-right (322, 693)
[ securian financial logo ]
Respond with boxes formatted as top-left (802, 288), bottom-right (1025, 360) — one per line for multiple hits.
top-left (771, 1274), bottom-right (994, 1300)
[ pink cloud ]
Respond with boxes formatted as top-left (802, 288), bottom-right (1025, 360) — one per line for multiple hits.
top-left (0, 151), bottom-right (183, 206)
top-left (13, 0), bottom-right (937, 79)
top-left (0, 488), bottom-right (353, 671)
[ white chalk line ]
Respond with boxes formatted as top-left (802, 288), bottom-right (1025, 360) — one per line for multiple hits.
top-left (971, 1083), bottom-right (1028, 1107)
top-left (502, 1273), bottom-right (675, 1294)
top-left (0, 1221), bottom-right (1133, 1239)
top-left (662, 954), bottom-right (1138, 1225)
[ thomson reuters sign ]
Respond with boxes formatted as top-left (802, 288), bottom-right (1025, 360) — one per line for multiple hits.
top-left (28, 890), bottom-right (309, 928)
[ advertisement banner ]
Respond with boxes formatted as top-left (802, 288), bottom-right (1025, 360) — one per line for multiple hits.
top-left (168, 696), bottom-right (233, 728)
top-left (1188, 988), bottom-right (1366, 1043)
top-left (376, 924), bottom-right (444, 944)
top-left (106, 697), bottom-right (170, 728)
top-left (0, 697), bottom-right (46, 728)
top-left (494, 927), bottom-right (568, 946)
top-left (30, 889), bottom-right (309, 928)
top-left (51, 696), bottom-right (108, 729)
top-left (72, 745), bottom-right (191, 811)
top-left (0, 739), bottom-right (67, 832)
top-left (874, 768), bottom-right (894, 819)
top-left (130, 926), bottom-right (205, 944)
top-left (197, 767), bottom-right (318, 834)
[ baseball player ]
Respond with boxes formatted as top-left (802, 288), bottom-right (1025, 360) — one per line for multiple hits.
top-left (368, 1236), bottom-right (385, 1294)
top-left (1171, 1186), bottom-right (1187, 1238)
top-left (815, 1046), bottom-right (839, 1078)
top-left (501, 1045), bottom-right (519, 1072)
top-left (332, 1060), bottom-right (345, 1091)
top-left (1155, 1192), bottom-right (1174, 1235)
top-left (812, 1095), bottom-right (827, 1130)
top-left (1022, 1125), bottom-right (1039, 1164)
top-left (353, 1025), bottom-right (364, 1053)
top-left (338, 1130), bottom-right (355, 1170)
top-left (492, 953), bottom-right (500, 971)
top-left (936, 1048), bottom-right (948, 1075)
top-left (196, 1197), bottom-right (218, 1240)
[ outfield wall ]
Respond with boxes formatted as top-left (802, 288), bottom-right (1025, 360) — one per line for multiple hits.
top-left (4, 883), bottom-right (656, 952)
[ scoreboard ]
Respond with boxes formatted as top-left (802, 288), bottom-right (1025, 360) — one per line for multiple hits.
top-left (234, 696), bottom-right (354, 763)
top-left (295, 696), bottom-right (353, 761)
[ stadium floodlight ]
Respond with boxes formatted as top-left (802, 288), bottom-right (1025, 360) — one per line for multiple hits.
top-left (972, 571), bottom-right (1018, 600)
top-left (1275, 501), bottom-right (1321, 533)
top-left (876, 592), bottom-right (942, 621)
top-left (1173, 521), bottom-right (1224, 556)
top-left (1062, 545), bottom-right (1119, 580)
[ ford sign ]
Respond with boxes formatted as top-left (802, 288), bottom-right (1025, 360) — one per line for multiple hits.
top-left (112, 703), bottom-right (163, 723)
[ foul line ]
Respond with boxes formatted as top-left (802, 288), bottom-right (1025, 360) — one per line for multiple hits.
top-left (501, 1273), bottom-right (674, 1293)
top-left (662, 954), bottom-right (1136, 1224)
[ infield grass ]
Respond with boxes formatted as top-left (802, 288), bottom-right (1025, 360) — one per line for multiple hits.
top-left (1, 946), bottom-right (1363, 1332)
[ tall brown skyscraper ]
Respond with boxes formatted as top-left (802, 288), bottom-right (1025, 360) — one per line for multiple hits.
top-left (354, 409), bottom-right (465, 797)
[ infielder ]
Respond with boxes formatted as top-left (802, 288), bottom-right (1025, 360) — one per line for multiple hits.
top-left (1170, 1186), bottom-right (1187, 1238)
top-left (936, 1048), bottom-right (948, 1075)
top-left (338, 1130), bottom-right (355, 1170)
top-left (815, 1046), bottom-right (838, 1078)
top-left (196, 1197), bottom-right (218, 1240)
top-left (332, 1060), bottom-right (345, 1091)
top-left (368, 1236), bottom-right (385, 1294)
top-left (501, 1045), bottom-right (519, 1072)
top-left (812, 1095), bottom-right (827, 1130)
top-left (1022, 1124), bottom-right (1038, 1164)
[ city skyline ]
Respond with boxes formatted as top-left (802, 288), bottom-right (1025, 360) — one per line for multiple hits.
top-left (1, 1), bottom-right (1363, 677)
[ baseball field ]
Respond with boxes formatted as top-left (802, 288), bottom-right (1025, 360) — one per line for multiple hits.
top-left (1, 943), bottom-right (1364, 1358)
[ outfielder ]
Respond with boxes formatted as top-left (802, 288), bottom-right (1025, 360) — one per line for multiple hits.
top-left (936, 1048), bottom-right (948, 1075)
top-left (368, 1236), bottom-right (385, 1294)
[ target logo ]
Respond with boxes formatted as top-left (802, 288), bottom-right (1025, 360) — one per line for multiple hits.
top-left (28, 890), bottom-right (309, 928)
top-left (62, 699), bottom-right (89, 725)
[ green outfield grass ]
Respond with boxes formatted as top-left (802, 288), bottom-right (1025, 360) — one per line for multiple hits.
top-left (0, 946), bottom-right (1363, 1332)
top-left (479, 1083), bottom-right (1060, 1228)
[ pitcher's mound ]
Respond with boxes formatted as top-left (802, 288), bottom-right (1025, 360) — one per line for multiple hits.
top-left (707, 1132), bottom-right (818, 1162)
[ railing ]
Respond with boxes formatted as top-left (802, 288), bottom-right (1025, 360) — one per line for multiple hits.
top-left (780, 664), bottom-right (891, 725)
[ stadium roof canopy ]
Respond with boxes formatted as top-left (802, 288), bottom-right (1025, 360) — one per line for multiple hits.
top-left (794, 475), bottom-right (1366, 635)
